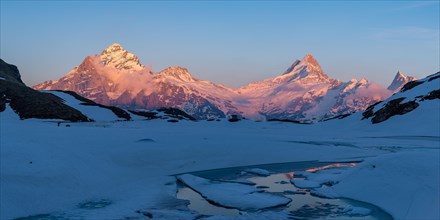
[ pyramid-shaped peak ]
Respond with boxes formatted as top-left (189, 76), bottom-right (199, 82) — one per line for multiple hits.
top-left (301, 53), bottom-right (320, 66)
top-left (387, 71), bottom-right (417, 91)
top-left (279, 54), bottom-right (330, 82)
top-left (392, 71), bottom-right (411, 82)
top-left (99, 43), bottom-right (144, 71)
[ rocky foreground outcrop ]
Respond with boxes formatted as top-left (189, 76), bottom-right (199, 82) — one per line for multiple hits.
top-left (0, 59), bottom-right (91, 121)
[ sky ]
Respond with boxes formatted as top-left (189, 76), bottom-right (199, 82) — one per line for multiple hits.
top-left (1, 1), bottom-right (439, 88)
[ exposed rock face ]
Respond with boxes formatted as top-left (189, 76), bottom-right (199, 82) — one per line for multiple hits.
top-left (129, 108), bottom-right (197, 121)
top-left (363, 72), bottom-right (440, 124)
top-left (421, 89), bottom-right (440, 100)
top-left (0, 59), bottom-right (91, 121)
top-left (34, 44), bottom-right (392, 122)
top-left (400, 80), bottom-right (424, 92)
top-left (0, 59), bottom-right (24, 84)
top-left (368, 98), bottom-right (419, 124)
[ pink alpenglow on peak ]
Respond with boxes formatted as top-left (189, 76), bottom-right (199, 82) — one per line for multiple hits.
top-left (157, 66), bottom-right (196, 82)
top-left (280, 54), bottom-right (331, 83)
top-left (34, 44), bottom-right (392, 121)
top-left (302, 53), bottom-right (320, 67)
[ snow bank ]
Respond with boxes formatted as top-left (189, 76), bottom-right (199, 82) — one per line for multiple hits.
top-left (332, 151), bottom-right (440, 219)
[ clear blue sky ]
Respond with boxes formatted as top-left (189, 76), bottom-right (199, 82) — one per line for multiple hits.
top-left (1, 1), bottom-right (439, 88)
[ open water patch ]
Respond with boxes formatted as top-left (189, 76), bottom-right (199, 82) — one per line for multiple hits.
top-left (175, 161), bottom-right (392, 219)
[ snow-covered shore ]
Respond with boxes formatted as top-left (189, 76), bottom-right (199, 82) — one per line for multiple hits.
top-left (1, 101), bottom-right (439, 219)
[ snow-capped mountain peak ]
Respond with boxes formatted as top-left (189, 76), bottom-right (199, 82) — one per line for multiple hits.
top-left (101, 43), bottom-right (124, 54)
top-left (99, 43), bottom-right (144, 71)
top-left (387, 71), bottom-right (417, 92)
top-left (281, 53), bottom-right (330, 83)
top-left (157, 66), bottom-right (195, 82)
top-left (301, 53), bottom-right (320, 67)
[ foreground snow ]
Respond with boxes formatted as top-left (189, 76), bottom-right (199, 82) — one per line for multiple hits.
top-left (1, 101), bottom-right (439, 219)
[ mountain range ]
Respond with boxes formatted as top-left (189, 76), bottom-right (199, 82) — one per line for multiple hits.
top-left (33, 44), bottom-right (414, 121)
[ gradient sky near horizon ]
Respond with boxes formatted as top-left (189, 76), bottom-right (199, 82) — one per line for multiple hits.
top-left (1, 1), bottom-right (439, 88)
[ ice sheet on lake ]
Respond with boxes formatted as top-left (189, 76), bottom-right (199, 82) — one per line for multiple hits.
top-left (177, 174), bottom-right (291, 210)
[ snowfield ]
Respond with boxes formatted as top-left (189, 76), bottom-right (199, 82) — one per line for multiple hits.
top-left (1, 97), bottom-right (439, 219)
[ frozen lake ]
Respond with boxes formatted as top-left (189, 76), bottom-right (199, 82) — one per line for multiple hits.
top-left (176, 161), bottom-right (393, 219)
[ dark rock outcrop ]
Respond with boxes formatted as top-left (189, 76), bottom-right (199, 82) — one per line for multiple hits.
top-left (157, 108), bottom-right (196, 121)
top-left (129, 108), bottom-right (196, 121)
top-left (369, 98), bottom-right (419, 124)
top-left (400, 80), bottom-right (424, 92)
top-left (0, 59), bottom-right (24, 84)
top-left (0, 59), bottom-right (91, 121)
top-left (128, 110), bottom-right (159, 119)
top-left (421, 89), bottom-right (440, 101)
top-left (362, 101), bottom-right (382, 120)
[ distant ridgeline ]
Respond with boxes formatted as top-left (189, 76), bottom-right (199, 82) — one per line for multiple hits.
top-left (34, 43), bottom-right (410, 122)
